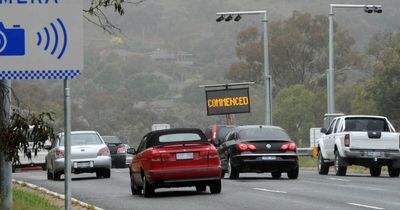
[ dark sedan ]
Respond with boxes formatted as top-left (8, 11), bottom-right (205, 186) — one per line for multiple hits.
top-left (102, 136), bottom-right (126, 168)
top-left (216, 125), bottom-right (299, 179)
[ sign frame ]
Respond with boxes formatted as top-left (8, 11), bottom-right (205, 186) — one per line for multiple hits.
top-left (205, 87), bottom-right (251, 116)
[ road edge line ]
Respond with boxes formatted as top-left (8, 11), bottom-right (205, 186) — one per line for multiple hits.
top-left (12, 179), bottom-right (104, 210)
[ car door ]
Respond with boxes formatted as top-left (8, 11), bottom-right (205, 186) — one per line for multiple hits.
top-left (325, 119), bottom-right (338, 159)
top-left (218, 131), bottom-right (233, 171)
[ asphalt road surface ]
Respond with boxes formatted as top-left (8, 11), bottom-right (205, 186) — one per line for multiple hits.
top-left (12, 168), bottom-right (400, 210)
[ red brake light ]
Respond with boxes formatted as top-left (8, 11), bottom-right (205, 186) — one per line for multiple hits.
top-left (281, 143), bottom-right (296, 151)
top-left (55, 149), bottom-right (64, 159)
top-left (97, 147), bottom-right (110, 156)
top-left (211, 125), bottom-right (218, 142)
top-left (117, 147), bottom-right (126, 154)
top-left (209, 149), bottom-right (219, 158)
top-left (236, 143), bottom-right (248, 151)
top-left (344, 134), bottom-right (350, 147)
top-left (236, 143), bottom-right (256, 151)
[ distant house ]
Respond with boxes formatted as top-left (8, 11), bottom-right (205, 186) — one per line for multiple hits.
top-left (149, 49), bottom-right (193, 65)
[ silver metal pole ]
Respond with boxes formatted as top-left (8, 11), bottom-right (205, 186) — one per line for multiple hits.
top-left (263, 11), bottom-right (272, 125)
top-left (328, 8), bottom-right (335, 114)
top-left (64, 79), bottom-right (71, 210)
top-left (0, 80), bottom-right (11, 210)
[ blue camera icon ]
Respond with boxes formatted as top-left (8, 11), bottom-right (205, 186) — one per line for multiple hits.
top-left (0, 22), bottom-right (25, 56)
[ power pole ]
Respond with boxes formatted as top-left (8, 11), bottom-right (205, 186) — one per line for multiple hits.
top-left (0, 80), bottom-right (12, 210)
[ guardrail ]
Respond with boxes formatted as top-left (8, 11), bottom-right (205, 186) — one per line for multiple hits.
top-left (297, 148), bottom-right (314, 156)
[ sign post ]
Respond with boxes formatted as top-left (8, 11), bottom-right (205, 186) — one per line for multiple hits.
top-left (0, 1), bottom-right (83, 209)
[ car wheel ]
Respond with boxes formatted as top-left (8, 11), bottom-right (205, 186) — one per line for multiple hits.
top-left (209, 180), bottom-right (221, 194)
top-left (143, 175), bottom-right (154, 197)
top-left (130, 174), bottom-right (142, 195)
top-left (196, 185), bottom-right (207, 192)
top-left (227, 156), bottom-right (239, 179)
top-left (220, 171), bottom-right (225, 178)
top-left (388, 165), bottom-right (400, 177)
top-left (53, 171), bottom-right (61, 181)
top-left (287, 167), bottom-right (299, 179)
top-left (369, 166), bottom-right (381, 177)
top-left (271, 171), bottom-right (282, 178)
top-left (334, 150), bottom-right (347, 176)
top-left (318, 151), bottom-right (329, 175)
top-left (47, 169), bottom-right (53, 180)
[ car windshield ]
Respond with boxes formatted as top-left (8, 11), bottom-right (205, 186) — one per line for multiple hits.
top-left (60, 133), bottom-right (103, 146)
top-left (238, 127), bottom-right (290, 140)
top-left (344, 118), bottom-right (389, 132)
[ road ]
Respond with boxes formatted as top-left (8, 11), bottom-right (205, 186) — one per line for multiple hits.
top-left (13, 168), bottom-right (400, 210)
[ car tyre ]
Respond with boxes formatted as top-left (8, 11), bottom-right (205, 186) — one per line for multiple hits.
top-left (47, 169), bottom-right (53, 180)
top-left (130, 174), bottom-right (142, 195)
top-left (53, 171), bottom-right (62, 181)
top-left (388, 165), bottom-right (400, 177)
top-left (318, 151), bottom-right (329, 175)
top-left (143, 176), bottom-right (154, 197)
top-left (287, 167), bottom-right (299, 179)
top-left (220, 171), bottom-right (225, 178)
top-left (369, 166), bottom-right (381, 177)
top-left (334, 150), bottom-right (347, 176)
top-left (227, 156), bottom-right (239, 179)
top-left (196, 185), bottom-right (207, 192)
top-left (209, 180), bottom-right (221, 194)
top-left (271, 171), bottom-right (282, 179)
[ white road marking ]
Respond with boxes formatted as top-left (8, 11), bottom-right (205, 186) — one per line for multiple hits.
top-left (347, 203), bottom-right (384, 210)
top-left (253, 188), bottom-right (287, 194)
top-left (328, 177), bottom-right (350, 182)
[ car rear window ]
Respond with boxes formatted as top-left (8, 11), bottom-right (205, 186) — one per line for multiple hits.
top-left (102, 136), bottom-right (121, 144)
top-left (238, 127), bottom-right (290, 140)
top-left (344, 118), bottom-right (389, 132)
top-left (217, 127), bottom-right (235, 139)
top-left (159, 133), bottom-right (202, 143)
top-left (60, 133), bottom-right (103, 146)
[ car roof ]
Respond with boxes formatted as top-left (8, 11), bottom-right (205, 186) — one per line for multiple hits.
top-left (339, 115), bottom-right (387, 119)
top-left (58, 131), bottom-right (99, 135)
top-left (235, 125), bottom-right (285, 131)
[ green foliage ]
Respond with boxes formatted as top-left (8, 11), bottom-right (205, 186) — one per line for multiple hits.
top-left (0, 110), bottom-right (56, 165)
top-left (13, 189), bottom-right (59, 210)
top-left (273, 85), bottom-right (316, 146)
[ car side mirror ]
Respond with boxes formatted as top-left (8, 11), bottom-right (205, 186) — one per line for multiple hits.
top-left (127, 148), bottom-right (137, 154)
top-left (320, 128), bottom-right (328, 134)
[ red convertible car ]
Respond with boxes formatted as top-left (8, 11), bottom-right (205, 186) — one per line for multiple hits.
top-left (128, 128), bottom-right (222, 197)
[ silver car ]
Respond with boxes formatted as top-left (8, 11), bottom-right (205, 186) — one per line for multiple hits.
top-left (46, 131), bottom-right (111, 180)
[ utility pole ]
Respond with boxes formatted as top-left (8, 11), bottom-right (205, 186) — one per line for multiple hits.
top-left (0, 80), bottom-right (11, 210)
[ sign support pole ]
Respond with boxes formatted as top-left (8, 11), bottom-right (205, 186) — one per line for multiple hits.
top-left (64, 79), bottom-right (71, 210)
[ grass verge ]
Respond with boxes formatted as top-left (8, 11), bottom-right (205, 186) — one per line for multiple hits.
top-left (13, 188), bottom-right (60, 210)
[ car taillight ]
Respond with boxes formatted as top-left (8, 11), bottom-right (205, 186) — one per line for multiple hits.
top-left (344, 134), bottom-right (350, 147)
top-left (211, 125), bottom-right (218, 142)
top-left (281, 143), bottom-right (296, 151)
top-left (150, 150), bottom-right (161, 161)
top-left (55, 149), bottom-right (64, 159)
top-left (97, 147), bottom-right (110, 156)
top-left (209, 149), bottom-right (219, 158)
top-left (117, 147), bottom-right (126, 154)
top-left (160, 153), bottom-right (172, 161)
top-left (236, 143), bottom-right (256, 151)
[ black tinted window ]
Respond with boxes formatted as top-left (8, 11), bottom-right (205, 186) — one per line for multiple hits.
top-left (238, 127), bottom-right (290, 140)
top-left (345, 118), bottom-right (389, 132)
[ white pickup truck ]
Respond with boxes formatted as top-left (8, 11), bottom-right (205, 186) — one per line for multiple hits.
top-left (317, 115), bottom-right (400, 177)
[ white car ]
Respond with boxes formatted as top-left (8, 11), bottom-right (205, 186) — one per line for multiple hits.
top-left (318, 115), bottom-right (400, 177)
top-left (46, 131), bottom-right (111, 180)
top-left (13, 140), bottom-right (51, 172)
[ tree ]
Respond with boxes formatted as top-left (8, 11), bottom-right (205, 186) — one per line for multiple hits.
top-left (226, 11), bottom-right (361, 91)
top-left (273, 85), bottom-right (317, 146)
top-left (356, 32), bottom-right (400, 128)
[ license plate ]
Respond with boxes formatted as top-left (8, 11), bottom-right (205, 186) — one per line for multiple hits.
top-left (76, 162), bottom-right (91, 168)
top-left (367, 152), bottom-right (381, 157)
top-left (176, 153), bottom-right (194, 160)
top-left (262, 156), bottom-right (276, 160)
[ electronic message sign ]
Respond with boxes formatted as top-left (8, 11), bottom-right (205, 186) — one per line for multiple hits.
top-left (0, 0), bottom-right (83, 80)
top-left (206, 88), bottom-right (250, 115)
